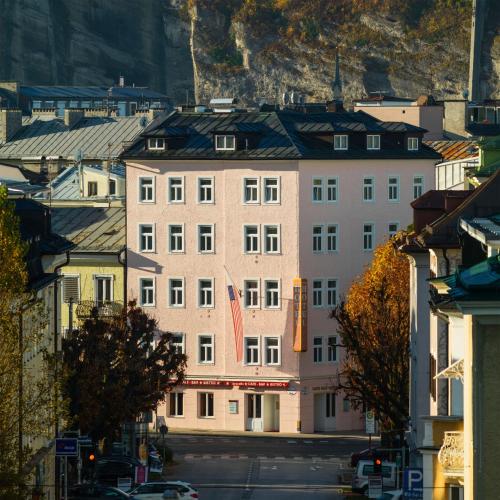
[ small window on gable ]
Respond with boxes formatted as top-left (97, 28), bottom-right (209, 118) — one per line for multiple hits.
top-left (148, 138), bottom-right (166, 150)
top-left (408, 137), bottom-right (419, 151)
top-left (215, 135), bottom-right (236, 151)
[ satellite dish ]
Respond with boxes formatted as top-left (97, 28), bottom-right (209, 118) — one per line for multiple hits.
top-left (139, 116), bottom-right (148, 128)
top-left (462, 89), bottom-right (469, 99)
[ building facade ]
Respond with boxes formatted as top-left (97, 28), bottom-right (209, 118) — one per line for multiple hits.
top-left (124, 106), bottom-right (439, 433)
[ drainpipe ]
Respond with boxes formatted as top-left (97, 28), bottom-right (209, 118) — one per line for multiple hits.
top-left (118, 246), bottom-right (127, 308)
top-left (442, 248), bottom-right (450, 275)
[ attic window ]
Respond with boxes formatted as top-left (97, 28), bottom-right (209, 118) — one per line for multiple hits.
top-left (367, 135), bottom-right (381, 150)
top-left (408, 137), bottom-right (419, 151)
top-left (333, 135), bottom-right (348, 151)
top-left (148, 138), bottom-right (166, 150)
top-left (215, 135), bottom-right (236, 151)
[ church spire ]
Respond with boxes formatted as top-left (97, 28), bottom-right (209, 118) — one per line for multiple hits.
top-left (332, 49), bottom-right (343, 102)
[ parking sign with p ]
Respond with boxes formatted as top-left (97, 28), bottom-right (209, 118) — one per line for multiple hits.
top-left (403, 467), bottom-right (423, 499)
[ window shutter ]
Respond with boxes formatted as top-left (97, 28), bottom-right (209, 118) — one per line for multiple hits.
top-left (63, 276), bottom-right (79, 303)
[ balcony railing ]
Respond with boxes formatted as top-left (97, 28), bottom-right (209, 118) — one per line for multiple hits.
top-left (75, 300), bottom-right (123, 319)
top-left (438, 431), bottom-right (464, 477)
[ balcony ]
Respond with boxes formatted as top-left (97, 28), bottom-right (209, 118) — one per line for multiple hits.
top-left (438, 431), bottom-right (464, 477)
top-left (75, 300), bottom-right (123, 319)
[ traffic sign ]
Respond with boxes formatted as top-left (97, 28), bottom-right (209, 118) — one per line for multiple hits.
top-left (55, 438), bottom-right (78, 457)
top-left (366, 410), bottom-right (375, 434)
top-left (368, 475), bottom-right (382, 498)
top-left (403, 467), bottom-right (423, 499)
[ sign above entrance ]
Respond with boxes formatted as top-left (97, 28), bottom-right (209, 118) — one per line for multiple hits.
top-left (183, 379), bottom-right (289, 388)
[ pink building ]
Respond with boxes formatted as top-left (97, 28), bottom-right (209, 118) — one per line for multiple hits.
top-left (123, 105), bottom-right (440, 434)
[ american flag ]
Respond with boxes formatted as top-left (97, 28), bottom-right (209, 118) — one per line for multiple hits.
top-left (227, 285), bottom-right (243, 362)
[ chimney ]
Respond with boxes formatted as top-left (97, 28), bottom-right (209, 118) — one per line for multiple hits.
top-left (0, 109), bottom-right (22, 143)
top-left (102, 159), bottom-right (111, 172)
top-left (119, 75), bottom-right (125, 88)
top-left (64, 109), bottom-right (84, 128)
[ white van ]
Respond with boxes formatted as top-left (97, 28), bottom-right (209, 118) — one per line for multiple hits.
top-left (351, 460), bottom-right (397, 495)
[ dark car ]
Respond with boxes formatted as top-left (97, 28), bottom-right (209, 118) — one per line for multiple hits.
top-left (350, 447), bottom-right (390, 468)
top-left (95, 456), bottom-right (142, 487)
top-left (68, 484), bottom-right (130, 499)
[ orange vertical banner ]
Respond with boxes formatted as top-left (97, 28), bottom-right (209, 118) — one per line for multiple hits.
top-left (292, 278), bottom-right (308, 352)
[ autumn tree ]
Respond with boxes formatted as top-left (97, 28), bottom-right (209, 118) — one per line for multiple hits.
top-left (62, 302), bottom-right (186, 445)
top-left (331, 235), bottom-right (410, 433)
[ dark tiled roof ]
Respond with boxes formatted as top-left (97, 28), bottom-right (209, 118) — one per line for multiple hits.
top-left (123, 110), bottom-right (441, 161)
top-left (423, 140), bottom-right (477, 161)
top-left (411, 190), bottom-right (471, 210)
top-left (466, 123), bottom-right (500, 137)
top-left (20, 85), bottom-right (168, 100)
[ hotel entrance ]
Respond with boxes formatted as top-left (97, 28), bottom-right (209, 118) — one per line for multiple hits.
top-left (246, 393), bottom-right (280, 432)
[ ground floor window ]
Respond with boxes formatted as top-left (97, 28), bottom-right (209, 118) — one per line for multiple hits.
top-left (326, 393), bottom-right (336, 418)
top-left (169, 393), bottom-right (184, 417)
top-left (199, 392), bottom-right (214, 418)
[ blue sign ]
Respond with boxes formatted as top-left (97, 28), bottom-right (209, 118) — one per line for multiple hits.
top-left (55, 438), bottom-right (78, 456)
top-left (403, 467), bottom-right (423, 499)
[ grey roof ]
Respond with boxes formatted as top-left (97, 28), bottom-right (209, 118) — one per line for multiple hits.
top-left (460, 214), bottom-right (500, 247)
top-left (50, 206), bottom-right (125, 253)
top-left (0, 178), bottom-right (48, 196)
top-left (20, 85), bottom-right (168, 100)
top-left (123, 109), bottom-right (441, 161)
top-left (0, 115), bottom-right (147, 159)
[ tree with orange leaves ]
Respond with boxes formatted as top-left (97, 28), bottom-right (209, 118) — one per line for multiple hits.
top-left (332, 235), bottom-right (409, 432)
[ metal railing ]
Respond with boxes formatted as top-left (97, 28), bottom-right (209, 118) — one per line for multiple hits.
top-left (438, 431), bottom-right (464, 476)
top-left (75, 300), bottom-right (123, 319)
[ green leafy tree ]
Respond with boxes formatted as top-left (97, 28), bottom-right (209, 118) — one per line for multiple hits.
top-left (62, 302), bottom-right (187, 444)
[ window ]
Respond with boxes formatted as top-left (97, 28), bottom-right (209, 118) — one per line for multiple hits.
top-left (264, 280), bottom-right (280, 308)
top-left (198, 177), bottom-right (214, 203)
top-left (263, 225), bottom-right (280, 254)
top-left (327, 336), bottom-right (338, 362)
top-left (244, 337), bottom-right (260, 365)
top-left (169, 278), bottom-right (184, 307)
top-left (243, 178), bottom-right (259, 203)
top-left (198, 225), bottom-right (214, 253)
top-left (198, 278), bottom-right (214, 308)
top-left (171, 334), bottom-right (185, 354)
top-left (108, 179), bottom-right (116, 196)
top-left (429, 354), bottom-right (437, 401)
top-left (199, 392), bottom-right (214, 417)
top-left (408, 137), bottom-right (419, 151)
top-left (169, 393), bottom-right (184, 417)
top-left (139, 278), bottom-right (155, 306)
top-left (313, 225), bottom-right (323, 253)
top-left (264, 337), bottom-right (280, 365)
top-left (244, 280), bottom-right (259, 308)
top-left (413, 175), bottom-right (424, 199)
top-left (87, 181), bottom-right (98, 197)
top-left (139, 177), bottom-right (155, 202)
top-left (388, 176), bottom-right (399, 202)
top-left (326, 224), bottom-right (338, 252)
top-left (148, 138), bottom-right (166, 150)
top-left (313, 337), bottom-right (323, 363)
top-left (312, 177), bottom-right (323, 202)
top-left (326, 279), bottom-right (337, 307)
top-left (168, 177), bottom-right (184, 203)
top-left (95, 276), bottom-right (112, 305)
top-left (169, 225), bottom-right (184, 253)
top-left (199, 336), bottom-right (214, 364)
top-left (244, 225), bottom-right (259, 253)
top-left (263, 177), bottom-right (280, 203)
top-left (62, 275), bottom-right (80, 303)
top-left (139, 224), bottom-right (154, 252)
top-left (327, 177), bottom-right (338, 202)
top-left (363, 223), bottom-right (374, 251)
top-left (326, 393), bottom-right (336, 418)
top-left (343, 398), bottom-right (350, 412)
top-left (388, 222), bottom-right (399, 238)
top-left (363, 177), bottom-right (374, 201)
top-left (367, 134), bottom-right (381, 150)
top-left (334, 134), bottom-right (348, 150)
top-left (313, 280), bottom-right (323, 308)
top-left (215, 135), bottom-right (236, 151)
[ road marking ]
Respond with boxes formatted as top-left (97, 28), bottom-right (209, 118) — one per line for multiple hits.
top-left (275, 456), bottom-right (285, 460)
top-left (304, 440), bottom-right (313, 444)
top-left (320, 440), bottom-right (328, 443)
top-left (257, 456), bottom-right (267, 460)
top-left (287, 440), bottom-right (297, 444)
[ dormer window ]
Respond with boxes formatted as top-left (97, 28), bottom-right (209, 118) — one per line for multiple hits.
top-left (215, 135), bottom-right (236, 151)
top-left (408, 137), bottom-right (419, 151)
top-left (333, 134), bottom-right (348, 151)
top-left (367, 134), bottom-right (381, 150)
top-left (148, 138), bottom-right (166, 150)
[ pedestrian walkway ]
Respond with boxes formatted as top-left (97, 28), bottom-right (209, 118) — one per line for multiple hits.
top-left (180, 453), bottom-right (349, 464)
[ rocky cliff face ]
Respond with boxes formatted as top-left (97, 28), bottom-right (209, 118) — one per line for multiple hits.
top-left (0, 0), bottom-right (499, 104)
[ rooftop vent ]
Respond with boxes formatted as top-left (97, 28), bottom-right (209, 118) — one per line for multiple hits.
top-left (210, 97), bottom-right (238, 113)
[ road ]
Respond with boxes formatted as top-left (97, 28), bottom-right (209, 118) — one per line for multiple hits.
top-left (160, 434), bottom-right (371, 499)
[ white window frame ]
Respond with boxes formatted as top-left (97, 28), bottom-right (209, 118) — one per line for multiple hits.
top-left (313, 336), bottom-right (324, 363)
top-left (363, 177), bottom-right (375, 202)
top-left (367, 134), bottom-right (381, 150)
top-left (243, 177), bottom-right (260, 204)
top-left (388, 222), bottom-right (400, 238)
top-left (326, 224), bottom-right (338, 253)
top-left (334, 134), bottom-right (348, 150)
top-left (244, 337), bottom-right (261, 365)
top-left (138, 223), bottom-right (155, 253)
top-left (312, 177), bottom-right (324, 203)
top-left (148, 138), bottom-right (166, 150)
top-left (139, 277), bottom-right (155, 307)
top-left (215, 134), bottom-right (236, 151)
top-left (388, 176), bottom-right (400, 202)
top-left (168, 224), bottom-right (185, 253)
top-left (170, 333), bottom-right (185, 355)
top-left (244, 279), bottom-right (260, 309)
top-left (199, 392), bottom-right (214, 418)
top-left (138, 176), bottom-right (155, 203)
top-left (198, 278), bottom-right (214, 308)
top-left (313, 225), bottom-right (324, 253)
top-left (263, 224), bottom-right (281, 254)
top-left (262, 177), bottom-right (280, 204)
top-left (413, 175), bottom-right (424, 200)
top-left (243, 225), bottom-right (260, 254)
top-left (169, 392), bottom-right (184, 417)
top-left (198, 176), bottom-right (214, 204)
top-left (326, 177), bottom-right (338, 203)
top-left (264, 336), bottom-right (281, 366)
top-left (168, 176), bottom-right (185, 204)
top-left (363, 223), bottom-right (375, 251)
top-left (198, 334), bottom-right (214, 364)
top-left (198, 224), bottom-right (215, 254)
top-left (94, 274), bottom-right (114, 304)
top-left (312, 279), bottom-right (324, 308)
top-left (264, 279), bottom-right (280, 309)
top-left (327, 335), bottom-right (338, 363)
top-left (168, 277), bottom-right (185, 308)
top-left (408, 137), bottom-right (419, 151)
top-left (326, 279), bottom-right (338, 308)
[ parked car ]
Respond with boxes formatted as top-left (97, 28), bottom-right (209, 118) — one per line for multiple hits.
top-left (351, 460), bottom-right (397, 495)
top-left (95, 456), bottom-right (143, 487)
top-left (129, 481), bottom-right (198, 499)
top-left (68, 484), bottom-right (131, 499)
top-left (350, 447), bottom-right (390, 468)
